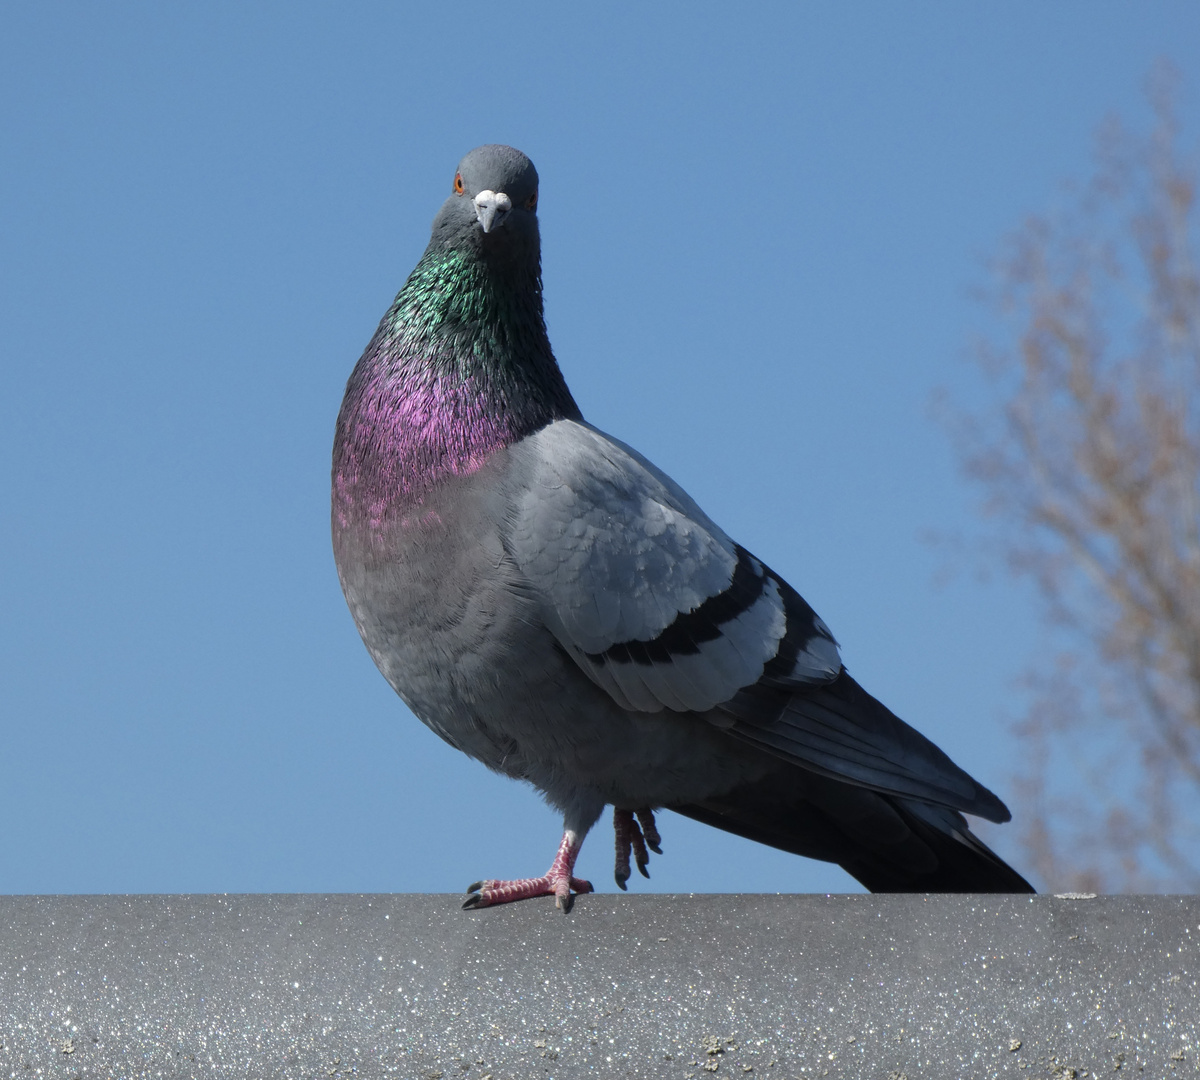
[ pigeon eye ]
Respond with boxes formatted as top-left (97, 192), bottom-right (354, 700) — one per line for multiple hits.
top-left (526, 190), bottom-right (538, 210)
top-left (454, 173), bottom-right (464, 195)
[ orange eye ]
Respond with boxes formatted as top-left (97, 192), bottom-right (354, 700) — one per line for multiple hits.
top-left (526, 190), bottom-right (538, 210)
top-left (453, 172), bottom-right (464, 195)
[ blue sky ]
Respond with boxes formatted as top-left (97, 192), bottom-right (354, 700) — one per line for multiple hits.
top-left (2, 3), bottom-right (1197, 896)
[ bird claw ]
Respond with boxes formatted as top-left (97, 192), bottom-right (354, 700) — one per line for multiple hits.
top-left (461, 830), bottom-right (592, 911)
top-left (614, 808), bottom-right (663, 890)
top-left (639, 809), bottom-right (663, 854)
top-left (462, 874), bottom-right (593, 910)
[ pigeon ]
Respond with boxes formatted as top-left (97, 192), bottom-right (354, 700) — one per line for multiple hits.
top-left (331, 144), bottom-right (1035, 909)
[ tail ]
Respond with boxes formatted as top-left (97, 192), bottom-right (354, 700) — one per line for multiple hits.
top-left (672, 765), bottom-right (1035, 893)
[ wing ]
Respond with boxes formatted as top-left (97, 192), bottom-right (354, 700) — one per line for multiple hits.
top-left (505, 420), bottom-right (842, 714)
top-left (506, 419), bottom-right (1011, 822)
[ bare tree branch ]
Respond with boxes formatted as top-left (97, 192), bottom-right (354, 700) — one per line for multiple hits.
top-left (950, 63), bottom-right (1200, 892)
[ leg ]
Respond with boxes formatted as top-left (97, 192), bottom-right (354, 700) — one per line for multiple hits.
top-left (613, 807), bottom-right (663, 890)
top-left (463, 829), bottom-right (594, 912)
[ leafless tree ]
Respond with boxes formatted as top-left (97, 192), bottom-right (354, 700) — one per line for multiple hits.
top-left (950, 66), bottom-right (1200, 892)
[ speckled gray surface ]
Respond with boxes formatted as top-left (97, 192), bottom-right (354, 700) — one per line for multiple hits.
top-left (0, 894), bottom-right (1196, 1078)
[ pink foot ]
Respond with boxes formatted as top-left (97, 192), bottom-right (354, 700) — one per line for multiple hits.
top-left (613, 807), bottom-right (663, 890)
top-left (463, 830), bottom-right (594, 912)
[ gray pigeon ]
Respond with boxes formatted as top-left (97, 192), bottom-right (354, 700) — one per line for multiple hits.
top-left (332, 144), bottom-right (1034, 909)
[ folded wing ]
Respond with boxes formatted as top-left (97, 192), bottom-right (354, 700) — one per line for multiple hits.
top-left (505, 419), bottom-right (1008, 822)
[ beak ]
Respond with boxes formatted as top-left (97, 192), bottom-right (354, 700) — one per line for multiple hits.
top-left (473, 189), bottom-right (513, 233)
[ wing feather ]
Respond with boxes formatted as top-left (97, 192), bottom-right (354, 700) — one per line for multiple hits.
top-left (505, 420), bottom-right (838, 713)
top-left (504, 420), bottom-right (1005, 821)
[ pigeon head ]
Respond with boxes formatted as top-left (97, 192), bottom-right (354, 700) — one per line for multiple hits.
top-left (430, 144), bottom-right (541, 254)
top-left (332, 144), bottom-right (579, 514)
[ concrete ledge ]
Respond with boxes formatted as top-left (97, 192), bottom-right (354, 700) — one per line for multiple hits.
top-left (0, 894), bottom-right (1196, 1078)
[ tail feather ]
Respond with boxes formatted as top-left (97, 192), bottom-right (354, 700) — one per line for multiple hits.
top-left (671, 765), bottom-right (1035, 893)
